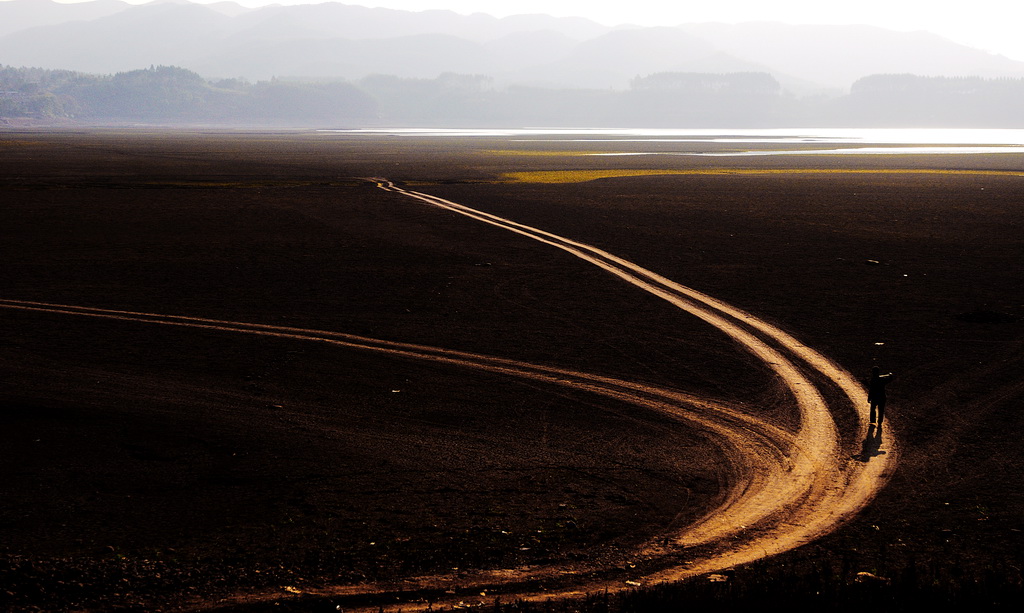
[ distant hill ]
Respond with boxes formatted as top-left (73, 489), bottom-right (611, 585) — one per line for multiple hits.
top-left (0, 0), bottom-right (131, 37)
top-left (6, 62), bottom-right (1022, 128)
top-left (679, 22), bottom-right (1024, 90)
top-left (2, 0), bottom-right (1023, 93)
top-left (0, 64), bottom-right (378, 126)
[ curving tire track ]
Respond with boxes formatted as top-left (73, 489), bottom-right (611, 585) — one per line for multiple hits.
top-left (0, 177), bottom-right (897, 610)
top-left (0, 298), bottom-right (805, 590)
top-left (357, 179), bottom-right (898, 599)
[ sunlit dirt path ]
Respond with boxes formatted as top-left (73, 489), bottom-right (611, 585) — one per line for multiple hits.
top-left (333, 178), bottom-right (899, 606)
top-left (0, 296), bottom-right (863, 606)
top-left (0, 178), bottom-right (897, 610)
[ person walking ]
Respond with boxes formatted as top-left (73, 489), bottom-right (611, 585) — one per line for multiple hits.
top-left (868, 366), bottom-right (893, 427)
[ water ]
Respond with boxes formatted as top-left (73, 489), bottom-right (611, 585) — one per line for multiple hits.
top-left (592, 146), bottom-right (1024, 156)
top-left (326, 127), bottom-right (1024, 155)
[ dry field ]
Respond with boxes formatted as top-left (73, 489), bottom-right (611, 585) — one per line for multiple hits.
top-left (1, 130), bottom-right (1022, 611)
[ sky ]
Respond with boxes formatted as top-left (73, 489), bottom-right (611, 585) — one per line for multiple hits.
top-left (50, 0), bottom-right (1024, 61)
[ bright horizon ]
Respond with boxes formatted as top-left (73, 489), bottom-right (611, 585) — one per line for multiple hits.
top-left (43, 0), bottom-right (1024, 62)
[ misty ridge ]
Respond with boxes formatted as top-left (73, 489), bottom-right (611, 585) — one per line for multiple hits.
top-left (2, 0), bottom-right (1024, 127)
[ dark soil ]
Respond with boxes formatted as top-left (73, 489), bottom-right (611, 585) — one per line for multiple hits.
top-left (1, 130), bottom-right (1022, 611)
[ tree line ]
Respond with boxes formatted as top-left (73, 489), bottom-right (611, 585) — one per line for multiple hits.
top-left (844, 73), bottom-right (1024, 126)
top-left (3, 65), bottom-right (1023, 127)
top-left (0, 65), bottom-right (376, 125)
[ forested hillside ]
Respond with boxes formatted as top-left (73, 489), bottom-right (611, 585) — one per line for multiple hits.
top-left (3, 65), bottom-right (1024, 127)
top-left (0, 65), bottom-right (377, 125)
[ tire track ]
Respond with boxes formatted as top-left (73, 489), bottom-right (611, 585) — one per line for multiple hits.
top-left (352, 179), bottom-right (899, 599)
top-left (1, 176), bottom-right (897, 609)
top-left (1, 298), bottom-right (797, 585)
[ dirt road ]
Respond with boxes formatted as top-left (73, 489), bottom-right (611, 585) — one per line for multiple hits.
top-left (345, 180), bottom-right (900, 604)
top-left (0, 178), bottom-right (898, 610)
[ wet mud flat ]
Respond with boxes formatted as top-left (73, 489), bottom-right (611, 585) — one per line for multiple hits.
top-left (1, 130), bottom-right (1023, 610)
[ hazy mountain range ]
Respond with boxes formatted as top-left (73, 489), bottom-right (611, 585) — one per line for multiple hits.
top-left (2, 0), bottom-right (1024, 94)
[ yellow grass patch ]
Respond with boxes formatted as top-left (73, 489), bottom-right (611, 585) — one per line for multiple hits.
top-left (499, 169), bottom-right (697, 183)
top-left (498, 168), bottom-right (1024, 184)
top-left (484, 149), bottom-right (619, 157)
